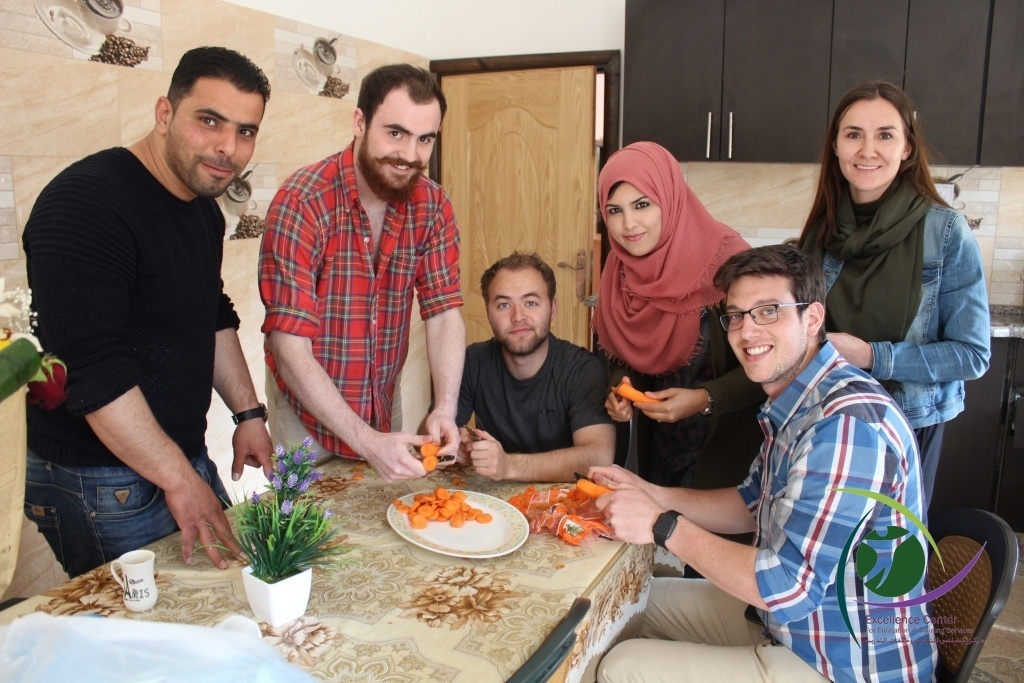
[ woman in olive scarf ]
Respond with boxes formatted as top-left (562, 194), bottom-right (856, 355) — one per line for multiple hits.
top-left (798, 81), bottom-right (990, 507)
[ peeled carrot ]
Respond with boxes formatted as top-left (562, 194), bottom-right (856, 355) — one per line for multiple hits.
top-left (399, 487), bottom-right (492, 529)
top-left (420, 442), bottom-right (440, 458)
top-left (614, 382), bottom-right (660, 404)
top-left (576, 478), bottom-right (612, 498)
top-left (422, 455), bottom-right (438, 472)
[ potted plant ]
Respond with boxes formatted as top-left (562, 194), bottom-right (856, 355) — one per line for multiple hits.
top-left (236, 437), bottom-right (349, 627)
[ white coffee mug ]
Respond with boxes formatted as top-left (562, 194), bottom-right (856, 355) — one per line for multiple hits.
top-left (110, 549), bottom-right (158, 612)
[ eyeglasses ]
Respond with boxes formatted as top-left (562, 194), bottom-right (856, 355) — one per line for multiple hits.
top-left (719, 303), bottom-right (809, 331)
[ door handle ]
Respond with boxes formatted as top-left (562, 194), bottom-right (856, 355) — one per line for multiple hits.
top-left (1013, 391), bottom-right (1024, 449)
top-left (705, 112), bottom-right (712, 159)
top-left (557, 250), bottom-right (587, 302)
top-left (728, 111), bottom-right (733, 160)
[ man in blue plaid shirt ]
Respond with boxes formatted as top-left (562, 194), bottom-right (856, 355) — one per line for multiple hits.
top-left (593, 244), bottom-right (937, 682)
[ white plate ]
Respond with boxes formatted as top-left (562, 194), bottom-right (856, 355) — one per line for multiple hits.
top-left (387, 490), bottom-right (529, 559)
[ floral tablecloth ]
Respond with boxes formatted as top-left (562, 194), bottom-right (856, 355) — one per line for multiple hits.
top-left (0, 459), bottom-right (653, 682)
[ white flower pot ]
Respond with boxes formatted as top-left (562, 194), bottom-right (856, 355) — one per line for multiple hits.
top-left (241, 566), bottom-right (312, 627)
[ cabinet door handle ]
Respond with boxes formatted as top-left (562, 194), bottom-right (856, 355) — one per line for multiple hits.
top-left (728, 111), bottom-right (734, 160)
top-left (1014, 391), bottom-right (1024, 448)
top-left (706, 112), bottom-right (712, 159)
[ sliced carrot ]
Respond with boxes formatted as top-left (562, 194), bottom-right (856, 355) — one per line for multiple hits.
top-left (452, 490), bottom-right (468, 500)
top-left (435, 487), bottom-right (451, 501)
top-left (476, 513), bottom-right (493, 524)
top-left (410, 515), bottom-right (427, 529)
top-left (420, 442), bottom-right (440, 458)
top-left (450, 514), bottom-right (465, 528)
top-left (422, 455), bottom-right (438, 472)
top-left (576, 478), bottom-right (612, 498)
top-left (614, 382), bottom-right (660, 404)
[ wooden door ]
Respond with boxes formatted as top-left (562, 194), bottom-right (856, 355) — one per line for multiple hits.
top-left (441, 67), bottom-right (596, 348)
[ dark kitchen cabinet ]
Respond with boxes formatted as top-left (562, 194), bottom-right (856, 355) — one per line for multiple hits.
top-left (622, 0), bottom-right (724, 161)
top-left (623, 0), bottom-right (832, 163)
top-left (829, 0), bottom-right (909, 117)
top-left (625, 0), bottom-right (1001, 165)
top-left (933, 338), bottom-right (1024, 532)
top-left (980, 0), bottom-right (1024, 166)
top-left (903, 0), bottom-right (991, 166)
top-left (720, 0), bottom-right (832, 162)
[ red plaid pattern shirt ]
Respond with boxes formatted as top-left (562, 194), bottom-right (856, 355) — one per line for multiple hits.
top-left (259, 143), bottom-right (462, 457)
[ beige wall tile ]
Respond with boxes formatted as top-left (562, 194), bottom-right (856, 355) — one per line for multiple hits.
top-left (160, 0), bottom-right (275, 81)
top-left (999, 169), bottom-right (1024, 232)
top-left (355, 37), bottom-right (429, 90)
top-left (117, 67), bottom-right (170, 146)
top-left (0, 48), bottom-right (119, 157)
top-left (11, 156), bottom-right (76, 234)
top-left (685, 162), bottom-right (817, 230)
top-left (254, 90), bottom-right (352, 167)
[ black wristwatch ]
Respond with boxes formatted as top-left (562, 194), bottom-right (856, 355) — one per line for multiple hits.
top-left (232, 403), bottom-right (268, 425)
top-left (652, 510), bottom-right (683, 548)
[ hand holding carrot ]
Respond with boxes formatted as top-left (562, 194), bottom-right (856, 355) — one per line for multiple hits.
top-left (635, 387), bottom-right (710, 423)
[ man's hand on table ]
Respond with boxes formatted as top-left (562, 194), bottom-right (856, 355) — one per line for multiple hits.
top-left (163, 471), bottom-right (242, 569)
top-left (230, 419), bottom-right (274, 481)
top-left (460, 427), bottom-right (510, 480)
top-left (589, 465), bottom-right (669, 545)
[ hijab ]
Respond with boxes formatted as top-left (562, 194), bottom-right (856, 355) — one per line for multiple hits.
top-left (592, 142), bottom-right (749, 375)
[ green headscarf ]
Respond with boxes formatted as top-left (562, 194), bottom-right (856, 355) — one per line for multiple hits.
top-left (805, 178), bottom-right (931, 342)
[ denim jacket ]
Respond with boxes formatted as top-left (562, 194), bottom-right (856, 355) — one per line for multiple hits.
top-left (820, 203), bottom-right (991, 428)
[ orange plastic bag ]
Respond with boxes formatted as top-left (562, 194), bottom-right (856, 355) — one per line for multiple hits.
top-left (508, 486), bottom-right (613, 545)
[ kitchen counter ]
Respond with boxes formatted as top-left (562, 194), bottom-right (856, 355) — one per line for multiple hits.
top-left (990, 305), bottom-right (1024, 338)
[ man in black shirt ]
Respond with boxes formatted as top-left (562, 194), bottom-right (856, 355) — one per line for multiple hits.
top-left (22, 47), bottom-right (273, 577)
top-left (456, 252), bottom-right (614, 482)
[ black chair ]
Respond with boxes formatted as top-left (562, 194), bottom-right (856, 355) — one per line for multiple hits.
top-left (507, 597), bottom-right (591, 683)
top-left (927, 508), bottom-right (1019, 683)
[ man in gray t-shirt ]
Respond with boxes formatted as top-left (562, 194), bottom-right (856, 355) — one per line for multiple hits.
top-left (456, 253), bottom-right (614, 482)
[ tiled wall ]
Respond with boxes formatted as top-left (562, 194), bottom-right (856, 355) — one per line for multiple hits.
top-left (0, 0), bottom-right (431, 500)
top-left (685, 163), bottom-right (1024, 308)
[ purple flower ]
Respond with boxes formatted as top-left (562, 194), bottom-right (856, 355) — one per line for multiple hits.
top-left (281, 499), bottom-right (293, 515)
top-left (275, 444), bottom-right (286, 458)
top-left (250, 491), bottom-right (260, 506)
top-left (302, 436), bottom-right (314, 449)
top-left (271, 475), bottom-right (283, 490)
top-left (299, 478), bottom-right (311, 492)
top-left (322, 509), bottom-right (333, 519)
top-left (276, 460), bottom-right (288, 474)
top-left (311, 471), bottom-right (323, 481)
top-left (292, 451), bottom-right (304, 465)
top-left (287, 473), bottom-right (298, 488)
top-left (306, 451), bottom-right (317, 464)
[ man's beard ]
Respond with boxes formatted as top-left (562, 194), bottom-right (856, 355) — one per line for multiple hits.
top-left (356, 140), bottom-right (425, 204)
top-left (498, 327), bottom-right (549, 357)
top-left (165, 127), bottom-right (239, 199)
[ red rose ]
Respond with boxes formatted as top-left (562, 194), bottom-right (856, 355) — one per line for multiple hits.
top-left (27, 354), bottom-right (67, 410)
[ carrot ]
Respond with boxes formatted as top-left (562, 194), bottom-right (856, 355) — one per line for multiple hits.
top-left (420, 442), bottom-right (440, 458)
top-left (398, 487), bottom-right (492, 530)
top-left (576, 478), bottom-right (612, 498)
top-left (422, 455), bottom-right (438, 472)
top-left (614, 382), bottom-right (660, 404)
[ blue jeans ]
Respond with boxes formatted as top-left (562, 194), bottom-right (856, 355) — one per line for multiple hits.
top-left (24, 449), bottom-right (228, 578)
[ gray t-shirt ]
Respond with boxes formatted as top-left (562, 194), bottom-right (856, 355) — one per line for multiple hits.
top-left (456, 335), bottom-right (612, 454)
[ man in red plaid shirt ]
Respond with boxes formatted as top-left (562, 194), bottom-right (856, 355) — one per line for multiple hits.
top-left (259, 64), bottom-right (465, 481)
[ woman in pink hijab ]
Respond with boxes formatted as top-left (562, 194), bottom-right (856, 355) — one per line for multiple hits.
top-left (593, 142), bottom-right (763, 487)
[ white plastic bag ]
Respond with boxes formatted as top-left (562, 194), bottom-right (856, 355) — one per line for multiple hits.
top-left (0, 612), bottom-right (315, 682)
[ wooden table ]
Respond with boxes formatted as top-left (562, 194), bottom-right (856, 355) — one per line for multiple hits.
top-left (0, 459), bottom-right (653, 682)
